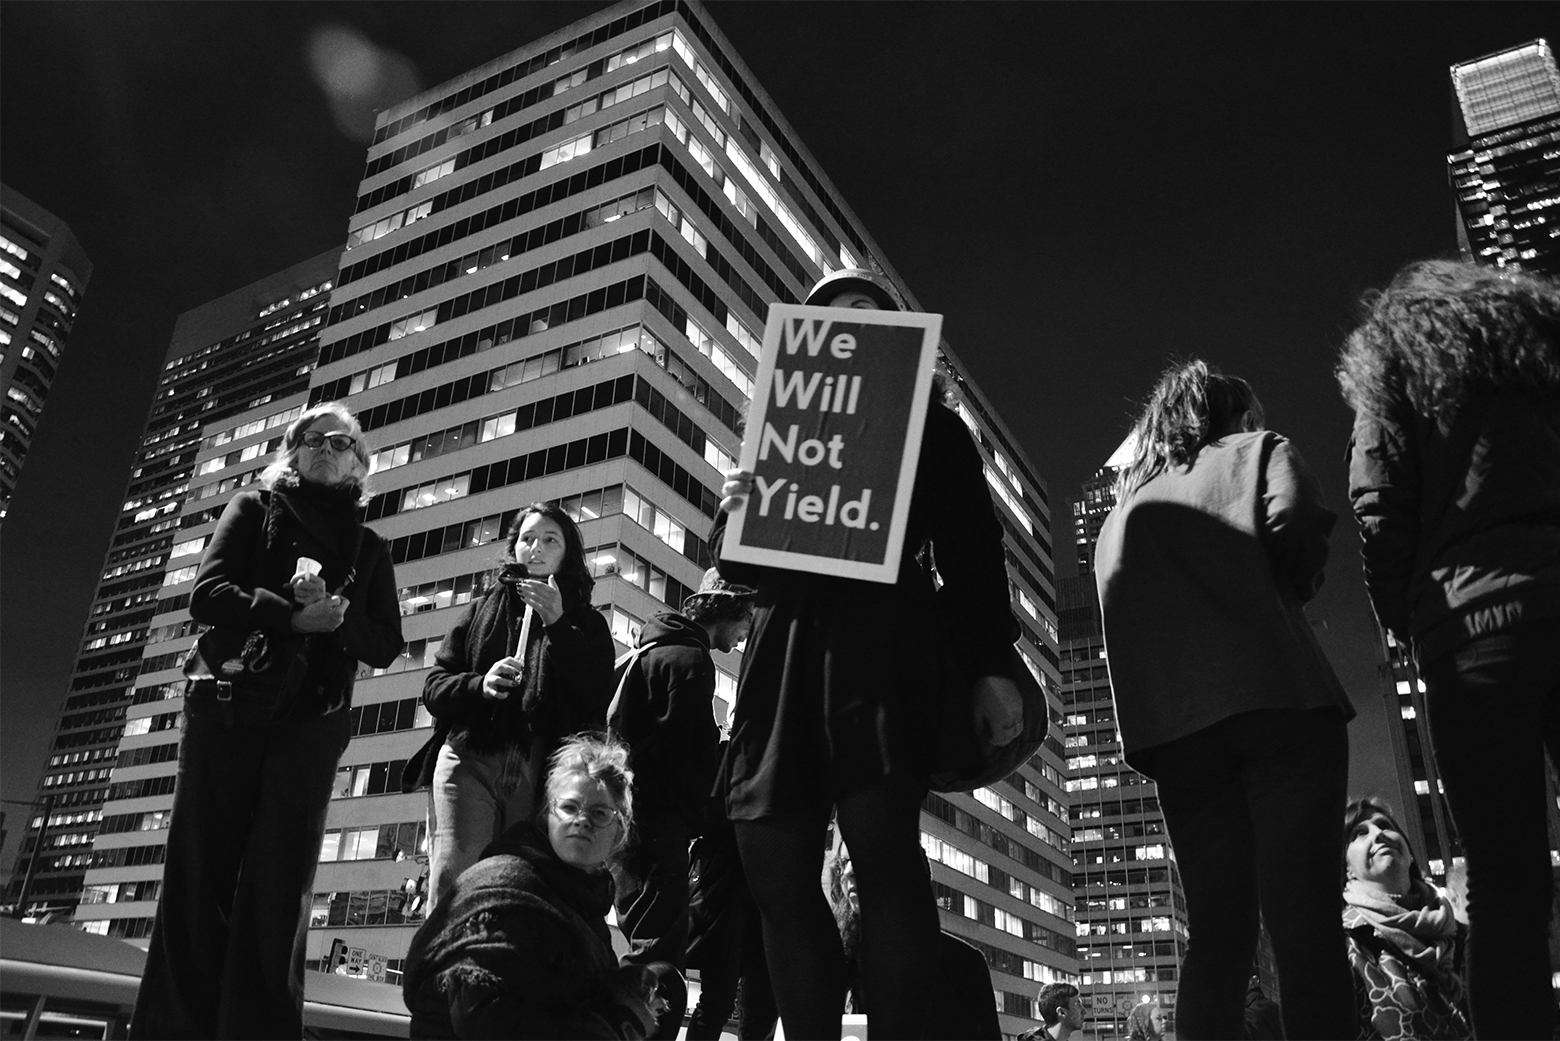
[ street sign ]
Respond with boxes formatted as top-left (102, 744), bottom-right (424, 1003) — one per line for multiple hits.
top-left (722, 304), bottom-right (942, 583)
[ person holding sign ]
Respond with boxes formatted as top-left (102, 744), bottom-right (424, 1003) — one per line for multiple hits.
top-left (406, 502), bottom-right (615, 913)
top-left (713, 269), bottom-right (1023, 1039)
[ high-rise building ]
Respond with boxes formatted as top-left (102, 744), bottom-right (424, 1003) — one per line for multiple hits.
top-left (6, 251), bottom-right (337, 922)
top-left (1060, 447), bottom-right (1191, 1038)
top-left (1448, 38), bottom-right (1560, 277)
top-left (42, 2), bottom-right (1076, 1032)
top-left (0, 185), bottom-right (92, 522)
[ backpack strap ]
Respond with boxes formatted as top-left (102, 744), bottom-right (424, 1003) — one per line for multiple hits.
top-left (606, 641), bottom-right (663, 730)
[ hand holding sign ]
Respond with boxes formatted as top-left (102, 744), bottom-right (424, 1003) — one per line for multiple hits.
top-left (722, 304), bottom-right (942, 583)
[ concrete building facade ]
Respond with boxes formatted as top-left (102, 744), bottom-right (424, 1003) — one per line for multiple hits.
top-left (37, 2), bottom-right (1077, 1033)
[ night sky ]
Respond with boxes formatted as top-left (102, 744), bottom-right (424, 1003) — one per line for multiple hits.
top-left (2, 3), bottom-right (1553, 854)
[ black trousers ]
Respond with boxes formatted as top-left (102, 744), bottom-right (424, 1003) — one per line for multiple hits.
top-left (1423, 619), bottom-right (1560, 1041)
top-left (1142, 708), bottom-right (1354, 1040)
top-left (614, 816), bottom-right (692, 1041)
top-left (129, 698), bottom-right (349, 1040)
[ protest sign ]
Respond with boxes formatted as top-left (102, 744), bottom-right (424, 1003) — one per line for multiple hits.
top-left (721, 303), bottom-right (942, 583)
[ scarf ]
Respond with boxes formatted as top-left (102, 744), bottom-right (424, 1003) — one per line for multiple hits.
top-left (1342, 878), bottom-right (1463, 998)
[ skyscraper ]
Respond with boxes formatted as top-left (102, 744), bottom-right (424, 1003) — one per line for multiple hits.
top-left (7, 251), bottom-right (337, 922)
top-left (0, 185), bottom-right (92, 522)
top-left (1448, 38), bottom-right (1560, 277)
top-left (44, 2), bottom-right (1075, 1032)
top-left (1060, 445), bottom-right (1191, 1038)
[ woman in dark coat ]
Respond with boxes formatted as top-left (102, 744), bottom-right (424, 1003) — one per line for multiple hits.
top-left (715, 269), bottom-right (1022, 1039)
top-left (1339, 260), bottom-right (1560, 1039)
top-left (409, 501), bottom-right (615, 911)
top-left (1094, 360), bottom-right (1356, 1040)
top-left (131, 402), bottom-right (404, 1040)
top-left (402, 734), bottom-right (657, 1039)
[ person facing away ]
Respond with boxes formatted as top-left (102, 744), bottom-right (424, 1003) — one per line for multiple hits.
top-left (713, 268), bottom-right (1024, 1040)
top-left (1339, 259), bottom-right (1560, 1041)
top-left (402, 734), bottom-right (661, 1039)
top-left (406, 501), bottom-right (615, 914)
top-left (131, 402), bottom-right (405, 1040)
top-left (1094, 359), bottom-right (1356, 1040)
top-left (608, 567), bottom-right (756, 1040)
top-left (1017, 982), bottom-right (1084, 1041)
top-left (1340, 797), bottom-right (1470, 1040)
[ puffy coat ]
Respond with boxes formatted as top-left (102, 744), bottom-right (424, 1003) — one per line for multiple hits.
top-left (1347, 389), bottom-right (1560, 663)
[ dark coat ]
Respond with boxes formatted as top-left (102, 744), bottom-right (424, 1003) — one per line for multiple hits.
top-left (1347, 389), bottom-right (1560, 663)
top-left (405, 581), bottom-right (615, 791)
top-left (189, 482), bottom-right (404, 714)
top-left (1095, 431), bottom-right (1354, 767)
top-left (714, 402), bottom-right (1018, 818)
top-left (402, 822), bottom-right (653, 1039)
top-left (610, 612), bottom-right (720, 833)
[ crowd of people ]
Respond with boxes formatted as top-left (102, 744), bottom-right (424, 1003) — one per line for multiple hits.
top-left (124, 257), bottom-right (1557, 1041)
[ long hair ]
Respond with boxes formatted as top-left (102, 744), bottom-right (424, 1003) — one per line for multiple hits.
top-left (1115, 359), bottom-right (1264, 498)
top-left (1337, 259), bottom-right (1560, 420)
top-left (541, 732), bottom-right (635, 851)
top-left (1127, 1001), bottom-right (1161, 1041)
top-left (258, 402), bottom-right (372, 504)
top-left (1342, 796), bottom-right (1424, 888)
top-left (498, 501), bottom-right (594, 607)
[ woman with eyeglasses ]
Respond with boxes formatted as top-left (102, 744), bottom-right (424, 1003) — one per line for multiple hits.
top-left (403, 734), bottom-right (662, 1039)
top-left (404, 501), bottom-right (615, 914)
top-left (132, 402), bottom-right (405, 1040)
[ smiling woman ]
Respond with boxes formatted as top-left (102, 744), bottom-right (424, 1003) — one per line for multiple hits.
top-left (1340, 798), bottom-right (1471, 1040)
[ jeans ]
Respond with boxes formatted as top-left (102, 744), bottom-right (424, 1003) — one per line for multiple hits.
top-left (426, 739), bottom-right (539, 915)
top-left (130, 699), bottom-right (349, 1040)
top-left (1142, 708), bottom-right (1354, 1040)
top-left (1422, 618), bottom-right (1560, 1040)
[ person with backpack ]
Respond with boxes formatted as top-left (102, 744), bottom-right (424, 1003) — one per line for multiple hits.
top-left (608, 568), bottom-right (755, 1040)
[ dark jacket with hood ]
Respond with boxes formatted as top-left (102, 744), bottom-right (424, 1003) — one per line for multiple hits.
top-left (405, 578), bottom-right (615, 790)
top-left (1347, 389), bottom-right (1560, 663)
top-left (402, 822), bottom-right (654, 1039)
top-left (610, 612), bottom-right (720, 834)
top-left (187, 477), bottom-right (404, 715)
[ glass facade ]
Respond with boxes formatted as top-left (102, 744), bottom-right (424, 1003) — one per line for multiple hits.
top-left (0, 185), bottom-right (92, 523)
top-left (1448, 39), bottom-right (1560, 277)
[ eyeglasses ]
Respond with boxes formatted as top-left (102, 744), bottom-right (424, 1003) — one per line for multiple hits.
top-left (549, 799), bottom-right (622, 830)
top-left (300, 431), bottom-right (357, 452)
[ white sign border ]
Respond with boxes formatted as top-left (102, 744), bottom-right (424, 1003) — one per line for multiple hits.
top-left (721, 303), bottom-right (943, 584)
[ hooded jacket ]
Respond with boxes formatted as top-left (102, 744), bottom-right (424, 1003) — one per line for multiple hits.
top-left (402, 821), bottom-right (653, 1039)
top-left (1347, 389), bottom-right (1560, 663)
top-left (610, 612), bottom-right (720, 833)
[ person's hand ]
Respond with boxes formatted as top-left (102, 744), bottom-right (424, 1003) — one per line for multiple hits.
top-left (290, 572), bottom-right (328, 605)
top-left (720, 469), bottom-right (754, 513)
top-left (482, 655), bottom-right (526, 699)
top-left (973, 675), bottom-right (1024, 750)
top-left (515, 575), bottom-right (565, 626)
top-left (291, 594), bottom-right (348, 633)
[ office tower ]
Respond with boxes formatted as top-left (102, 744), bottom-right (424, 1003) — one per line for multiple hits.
top-left (54, 2), bottom-right (1075, 1031)
top-left (1448, 38), bottom-right (1560, 277)
top-left (1059, 444), bottom-right (1191, 1037)
top-left (7, 251), bottom-right (337, 922)
top-left (0, 185), bottom-right (92, 522)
